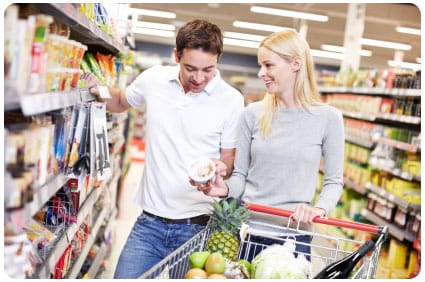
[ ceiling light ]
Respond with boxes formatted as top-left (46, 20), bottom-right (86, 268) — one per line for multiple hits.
top-left (223, 31), bottom-right (266, 42)
top-left (388, 60), bottom-right (421, 70)
top-left (396, 26), bottom-right (421, 36)
top-left (360, 38), bottom-right (411, 51)
top-left (321, 44), bottom-right (372, 56)
top-left (233, 20), bottom-right (293, 33)
top-left (223, 38), bottom-right (260, 49)
top-left (134, 21), bottom-right (175, 31)
top-left (310, 49), bottom-right (344, 60)
top-left (251, 6), bottom-right (328, 22)
top-left (133, 27), bottom-right (175, 38)
top-left (129, 8), bottom-right (176, 19)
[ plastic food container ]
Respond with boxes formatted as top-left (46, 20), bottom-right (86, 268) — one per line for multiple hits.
top-left (188, 159), bottom-right (216, 186)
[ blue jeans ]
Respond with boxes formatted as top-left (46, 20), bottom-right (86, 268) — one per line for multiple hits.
top-left (113, 213), bottom-right (206, 278)
top-left (239, 234), bottom-right (312, 262)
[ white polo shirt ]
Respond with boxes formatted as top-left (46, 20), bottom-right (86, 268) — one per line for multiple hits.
top-left (126, 65), bottom-right (244, 219)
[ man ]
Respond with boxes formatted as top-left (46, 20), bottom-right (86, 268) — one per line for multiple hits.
top-left (91, 19), bottom-right (244, 278)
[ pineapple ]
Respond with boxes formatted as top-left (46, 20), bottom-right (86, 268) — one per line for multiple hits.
top-left (206, 198), bottom-right (250, 261)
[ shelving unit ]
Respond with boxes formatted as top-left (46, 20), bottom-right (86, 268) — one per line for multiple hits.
top-left (66, 206), bottom-right (109, 278)
top-left (33, 180), bottom-right (107, 278)
top-left (318, 86), bottom-right (421, 97)
top-left (361, 210), bottom-right (416, 242)
top-left (4, 3), bottom-right (126, 279)
top-left (319, 86), bottom-right (421, 245)
top-left (32, 3), bottom-right (122, 54)
top-left (24, 173), bottom-right (69, 220)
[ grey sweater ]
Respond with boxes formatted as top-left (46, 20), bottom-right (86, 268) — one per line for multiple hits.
top-left (228, 101), bottom-right (344, 216)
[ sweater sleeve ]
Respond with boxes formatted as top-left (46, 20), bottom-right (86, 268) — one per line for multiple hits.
top-left (314, 107), bottom-right (345, 214)
top-left (227, 107), bottom-right (255, 198)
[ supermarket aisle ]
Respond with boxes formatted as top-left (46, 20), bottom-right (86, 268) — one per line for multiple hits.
top-left (100, 148), bottom-right (144, 279)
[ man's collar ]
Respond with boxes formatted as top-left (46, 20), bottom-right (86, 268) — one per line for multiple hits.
top-left (169, 65), bottom-right (221, 96)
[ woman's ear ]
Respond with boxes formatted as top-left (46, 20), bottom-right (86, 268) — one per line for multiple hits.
top-left (291, 56), bottom-right (302, 72)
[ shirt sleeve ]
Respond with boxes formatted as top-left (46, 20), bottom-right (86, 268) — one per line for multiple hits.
top-left (314, 107), bottom-right (345, 214)
top-left (219, 92), bottom-right (245, 149)
top-left (227, 107), bottom-right (254, 199)
top-left (125, 66), bottom-right (158, 108)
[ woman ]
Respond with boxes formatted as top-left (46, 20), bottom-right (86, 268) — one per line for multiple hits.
top-left (200, 29), bottom-right (345, 260)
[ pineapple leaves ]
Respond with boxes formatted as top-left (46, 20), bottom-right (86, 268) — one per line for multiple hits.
top-left (210, 198), bottom-right (250, 234)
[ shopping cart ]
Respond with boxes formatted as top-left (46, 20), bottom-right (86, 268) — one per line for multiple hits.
top-left (139, 203), bottom-right (388, 279)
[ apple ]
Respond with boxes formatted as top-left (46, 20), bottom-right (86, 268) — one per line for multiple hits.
top-left (205, 252), bottom-right (226, 274)
top-left (189, 251), bottom-right (210, 269)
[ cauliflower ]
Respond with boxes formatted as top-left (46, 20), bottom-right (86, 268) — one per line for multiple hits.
top-left (251, 240), bottom-right (311, 279)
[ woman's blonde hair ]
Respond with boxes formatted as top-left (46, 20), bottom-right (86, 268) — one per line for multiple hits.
top-left (258, 29), bottom-right (322, 138)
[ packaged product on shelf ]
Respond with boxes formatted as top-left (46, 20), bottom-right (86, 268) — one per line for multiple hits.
top-left (84, 53), bottom-right (106, 84)
top-left (6, 9), bottom-right (36, 94)
top-left (388, 238), bottom-right (408, 269)
top-left (91, 102), bottom-right (111, 182)
top-left (66, 104), bottom-right (90, 178)
top-left (51, 109), bottom-right (72, 172)
top-left (33, 193), bottom-right (77, 234)
top-left (4, 231), bottom-right (42, 278)
top-left (28, 14), bottom-right (54, 94)
top-left (64, 105), bottom-right (79, 172)
top-left (23, 218), bottom-right (57, 259)
top-left (409, 214), bottom-right (421, 237)
top-left (54, 244), bottom-right (73, 279)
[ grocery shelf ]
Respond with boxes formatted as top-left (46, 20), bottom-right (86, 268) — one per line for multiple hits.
top-left (370, 164), bottom-right (420, 183)
top-left (87, 207), bottom-right (117, 278)
top-left (345, 135), bottom-right (374, 149)
top-left (24, 173), bottom-right (69, 220)
top-left (365, 182), bottom-right (420, 212)
top-left (318, 86), bottom-right (421, 97)
top-left (343, 177), bottom-right (367, 194)
top-left (66, 207), bottom-right (109, 278)
top-left (87, 243), bottom-right (108, 278)
top-left (341, 110), bottom-right (420, 126)
top-left (4, 81), bottom-right (20, 111)
top-left (32, 3), bottom-right (122, 54)
top-left (19, 89), bottom-right (96, 116)
top-left (341, 110), bottom-right (376, 122)
top-left (376, 113), bottom-right (421, 125)
top-left (34, 181), bottom-right (107, 278)
top-left (377, 137), bottom-right (420, 153)
top-left (361, 209), bottom-right (416, 242)
top-left (4, 86), bottom-right (97, 116)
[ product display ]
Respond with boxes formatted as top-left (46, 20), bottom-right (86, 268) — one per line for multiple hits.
top-left (3, 2), bottom-right (421, 280)
top-left (3, 3), bottom-right (131, 279)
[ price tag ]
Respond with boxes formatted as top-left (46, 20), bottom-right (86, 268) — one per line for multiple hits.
top-left (98, 85), bottom-right (112, 99)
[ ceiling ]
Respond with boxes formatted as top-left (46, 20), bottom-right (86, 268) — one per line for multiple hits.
top-left (129, 2), bottom-right (421, 72)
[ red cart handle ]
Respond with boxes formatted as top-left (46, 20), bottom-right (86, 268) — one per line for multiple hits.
top-left (245, 203), bottom-right (386, 234)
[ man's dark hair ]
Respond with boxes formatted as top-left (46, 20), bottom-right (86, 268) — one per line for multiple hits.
top-left (176, 19), bottom-right (223, 61)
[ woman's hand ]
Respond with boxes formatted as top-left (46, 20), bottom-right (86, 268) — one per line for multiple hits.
top-left (192, 159), bottom-right (229, 197)
top-left (293, 204), bottom-right (326, 224)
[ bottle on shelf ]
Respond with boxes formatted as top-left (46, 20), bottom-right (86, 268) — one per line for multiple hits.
top-left (313, 239), bottom-right (376, 279)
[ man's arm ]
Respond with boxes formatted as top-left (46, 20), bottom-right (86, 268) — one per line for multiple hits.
top-left (220, 148), bottom-right (236, 178)
top-left (90, 87), bottom-right (131, 113)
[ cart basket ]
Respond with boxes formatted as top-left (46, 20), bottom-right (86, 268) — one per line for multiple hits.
top-left (140, 202), bottom-right (388, 279)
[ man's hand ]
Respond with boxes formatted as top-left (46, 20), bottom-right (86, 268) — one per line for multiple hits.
top-left (87, 81), bottom-right (130, 113)
top-left (80, 72), bottom-right (102, 88)
top-left (192, 159), bottom-right (229, 197)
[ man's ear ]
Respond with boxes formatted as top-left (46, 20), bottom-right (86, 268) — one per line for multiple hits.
top-left (173, 48), bottom-right (180, 63)
top-left (292, 56), bottom-right (302, 72)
